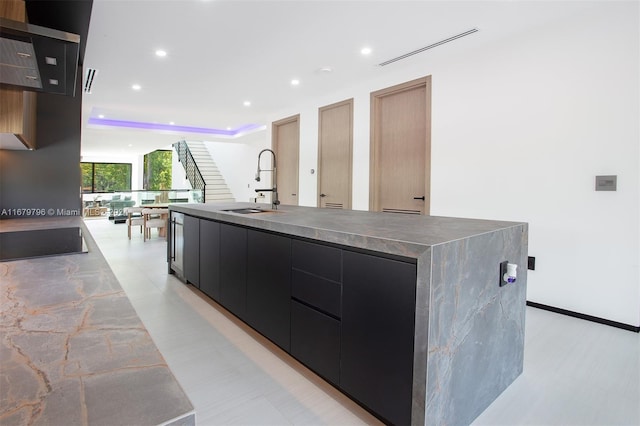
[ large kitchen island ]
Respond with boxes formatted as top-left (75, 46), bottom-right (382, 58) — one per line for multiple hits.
top-left (168, 202), bottom-right (528, 426)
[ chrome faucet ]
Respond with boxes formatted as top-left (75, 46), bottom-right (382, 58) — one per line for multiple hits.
top-left (254, 148), bottom-right (280, 210)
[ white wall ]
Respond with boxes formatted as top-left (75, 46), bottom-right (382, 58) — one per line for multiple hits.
top-left (200, 133), bottom-right (267, 203)
top-left (430, 4), bottom-right (639, 327)
top-left (259, 3), bottom-right (639, 326)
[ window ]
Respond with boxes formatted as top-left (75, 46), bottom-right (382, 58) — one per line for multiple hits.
top-left (81, 162), bottom-right (132, 193)
top-left (143, 150), bottom-right (172, 190)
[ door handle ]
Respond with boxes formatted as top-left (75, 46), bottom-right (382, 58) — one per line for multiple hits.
top-left (171, 220), bottom-right (176, 260)
top-left (413, 196), bottom-right (425, 201)
top-left (320, 193), bottom-right (327, 198)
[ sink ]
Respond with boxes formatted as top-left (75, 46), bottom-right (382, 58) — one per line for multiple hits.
top-left (222, 208), bottom-right (272, 214)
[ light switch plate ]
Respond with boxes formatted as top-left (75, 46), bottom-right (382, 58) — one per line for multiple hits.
top-left (595, 175), bottom-right (617, 191)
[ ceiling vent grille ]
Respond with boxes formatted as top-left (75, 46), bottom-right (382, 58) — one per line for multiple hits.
top-left (83, 67), bottom-right (97, 94)
top-left (378, 28), bottom-right (479, 67)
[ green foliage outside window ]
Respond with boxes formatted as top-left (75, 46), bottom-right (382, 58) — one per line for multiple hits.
top-left (81, 163), bottom-right (93, 192)
top-left (144, 150), bottom-right (172, 190)
top-left (81, 162), bottom-right (132, 193)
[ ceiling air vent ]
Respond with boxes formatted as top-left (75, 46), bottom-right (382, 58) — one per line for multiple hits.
top-left (83, 67), bottom-right (97, 94)
top-left (378, 28), bottom-right (479, 67)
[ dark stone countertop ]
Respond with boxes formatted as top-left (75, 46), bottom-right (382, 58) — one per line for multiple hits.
top-left (170, 202), bottom-right (525, 259)
top-left (0, 217), bottom-right (195, 425)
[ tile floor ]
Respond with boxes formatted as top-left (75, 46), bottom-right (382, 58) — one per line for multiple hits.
top-left (85, 218), bottom-right (640, 426)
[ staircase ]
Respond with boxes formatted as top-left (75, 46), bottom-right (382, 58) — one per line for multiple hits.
top-left (174, 140), bottom-right (235, 203)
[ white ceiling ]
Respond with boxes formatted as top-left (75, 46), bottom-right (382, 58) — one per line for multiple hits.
top-left (81, 0), bottom-right (594, 157)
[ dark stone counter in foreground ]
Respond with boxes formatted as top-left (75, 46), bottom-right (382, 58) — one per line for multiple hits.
top-left (0, 217), bottom-right (194, 426)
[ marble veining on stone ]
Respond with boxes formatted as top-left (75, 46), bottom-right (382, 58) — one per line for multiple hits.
top-left (171, 202), bottom-right (524, 260)
top-left (0, 218), bottom-right (194, 426)
top-left (425, 226), bottom-right (527, 425)
top-left (172, 203), bottom-right (529, 425)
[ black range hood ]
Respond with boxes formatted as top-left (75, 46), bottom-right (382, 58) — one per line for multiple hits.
top-left (0, 17), bottom-right (80, 97)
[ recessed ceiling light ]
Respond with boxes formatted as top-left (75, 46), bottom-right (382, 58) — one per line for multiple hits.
top-left (132, 84), bottom-right (141, 91)
top-left (291, 79), bottom-right (300, 86)
top-left (361, 47), bottom-right (372, 55)
top-left (169, 121), bottom-right (175, 125)
top-left (243, 101), bottom-right (251, 107)
top-left (318, 66), bottom-right (333, 73)
top-left (155, 49), bottom-right (167, 57)
top-left (98, 114), bottom-right (105, 119)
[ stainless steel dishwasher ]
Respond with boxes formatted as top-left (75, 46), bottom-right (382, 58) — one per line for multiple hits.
top-left (170, 211), bottom-right (184, 278)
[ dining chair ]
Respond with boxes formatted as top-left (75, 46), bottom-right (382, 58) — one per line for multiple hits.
top-left (125, 207), bottom-right (145, 239)
top-left (142, 208), bottom-right (169, 241)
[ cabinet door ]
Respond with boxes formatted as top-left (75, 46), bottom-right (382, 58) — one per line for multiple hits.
top-left (219, 223), bottom-right (247, 320)
top-left (291, 301), bottom-right (340, 385)
top-left (199, 219), bottom-right (220, 300)
top-left (183, 214), bottom-right (200, 287)
top-left (169, 212), bottom-right (183, 275)
top-left (341, 250), bottom-right (417, 426)
top-left (246, 230), bottom-right (291, 351)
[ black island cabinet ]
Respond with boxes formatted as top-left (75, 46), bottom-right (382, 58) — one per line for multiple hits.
top-left (169, 213), bottom-right (417, 425)
top-left (199, 219), bottom-right (221, 300)
top-left (168, 204), bottom-right (528, 426)
top-left (219, 224), bottom-right (248, 320)
top-left (341, 250), bottom-right (417, 426)
top-left (183, 214), bottom-right (200, 287)
top-left (290, 240), bottom-right (342, 385)
top-left (246, 229), bottom-right (292, 351)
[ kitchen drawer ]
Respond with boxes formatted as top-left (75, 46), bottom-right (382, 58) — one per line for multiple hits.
top-left (291, 300), bottom-right (340, 385)
top-left (292, 239), bottom-right (341, 282)
top-left (292, 269), bottom-right (341, 318)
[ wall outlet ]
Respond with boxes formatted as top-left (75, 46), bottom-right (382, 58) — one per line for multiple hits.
top-left (499, 261), bottom-right (508, 287)
top-left (528, 256), bottom-right (536, 270)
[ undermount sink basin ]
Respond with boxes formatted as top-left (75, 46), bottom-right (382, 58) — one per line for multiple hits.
top-left (222, 208), bottom-right (273, 214)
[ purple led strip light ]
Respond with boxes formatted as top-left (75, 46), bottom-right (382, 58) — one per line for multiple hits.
top-left (88, 117), bottom-right (264, 136)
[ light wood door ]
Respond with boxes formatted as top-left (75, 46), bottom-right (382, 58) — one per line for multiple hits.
top-left (318, 99), bottom-right (353, 209)
top-left (370, 77), bottom-right (431, 214)
top-left (272, 115), bottom-right (300, 206)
